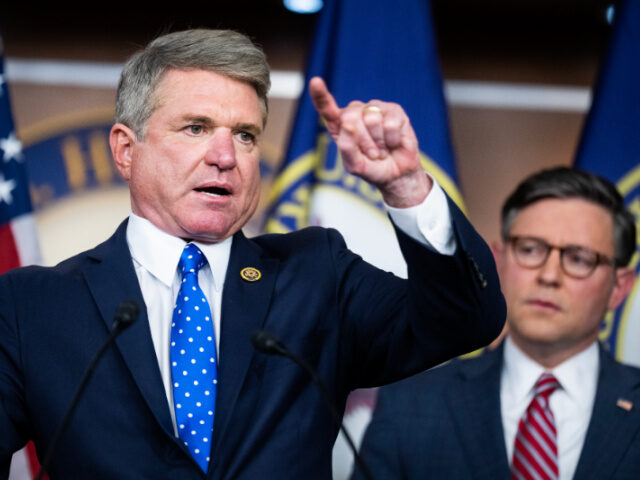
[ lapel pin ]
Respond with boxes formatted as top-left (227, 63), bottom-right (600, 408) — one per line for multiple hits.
top-left (616, 398), bottom-right (633, 411)
top-left (240, 267), bottom-right (262, 282)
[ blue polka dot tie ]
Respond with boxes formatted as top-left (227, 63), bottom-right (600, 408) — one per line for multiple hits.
top-left (170, 243), bottom-right (217, 473)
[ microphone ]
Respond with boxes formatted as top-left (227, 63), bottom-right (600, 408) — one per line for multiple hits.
top-left (251, 330), bottom-right (375, 480)
top-left (251, 329), bottom-right (288, 356)
top-left (35, 300), bottom-right (140, 480)
top-left (113, 300), bottom-right (140, 329)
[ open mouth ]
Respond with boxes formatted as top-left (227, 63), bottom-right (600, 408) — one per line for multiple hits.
top-left (194, 186), bottom-right (231, 197)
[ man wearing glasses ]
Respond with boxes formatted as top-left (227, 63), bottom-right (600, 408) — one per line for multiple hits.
top-left (354, 167), bottom-right (640, 480)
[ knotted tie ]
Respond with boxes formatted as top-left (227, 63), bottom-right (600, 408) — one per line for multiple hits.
top-left (511, 373), bottom-right (560, 480)
top-left (170, 243), bottom-right (217, 472)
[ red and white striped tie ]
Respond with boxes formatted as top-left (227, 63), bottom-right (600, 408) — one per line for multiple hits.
top-left (511, 373), bottom-right (560, 480)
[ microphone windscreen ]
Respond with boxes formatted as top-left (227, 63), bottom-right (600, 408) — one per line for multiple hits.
top-left (251, 330), bottom-right (285, 355)
top-left (114, 300), bottom-right (140, 328)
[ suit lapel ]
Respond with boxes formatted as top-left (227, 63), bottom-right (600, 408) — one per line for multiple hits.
top-left (82, 220), bottom-right (175, 437)
top-left (445, 346), bottom-right (510, 480)
top-left (573, 347), bottom-right (640, 479)
top-left (211, 231), bottom-right (279, 457)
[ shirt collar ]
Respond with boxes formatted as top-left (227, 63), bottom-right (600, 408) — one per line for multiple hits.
top-left (551, 341), bottom-right (599, 406)
top-left (502, 336), bottom-right (599, 408)
top-left (126, 213), bottom-right (232, 291)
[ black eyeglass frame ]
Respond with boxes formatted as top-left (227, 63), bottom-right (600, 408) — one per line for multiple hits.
top-left (506, 235), bottom-right (616, 279)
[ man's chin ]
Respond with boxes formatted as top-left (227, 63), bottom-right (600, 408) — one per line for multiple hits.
top-left (179, 217), bottom-right (242, 244)
top-left (182, 229), bottom-right (235, 244)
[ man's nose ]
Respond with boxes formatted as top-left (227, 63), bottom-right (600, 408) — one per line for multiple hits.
top-left (536, 249), bottom-right (563, 286)
top-left (204, 130), bottom-right (237, 169)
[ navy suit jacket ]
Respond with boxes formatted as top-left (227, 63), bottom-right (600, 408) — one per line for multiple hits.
top-left (0, 202), bottom-right (505, 479)
top-left (355, 342), bottom-right (640, 479)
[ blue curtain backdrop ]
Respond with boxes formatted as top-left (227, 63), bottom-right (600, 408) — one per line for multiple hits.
top-left (574, 0), bottom-right (640, 365)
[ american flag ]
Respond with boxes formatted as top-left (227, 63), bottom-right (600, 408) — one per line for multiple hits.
top-left (0, 42), bottom-right (45, 480)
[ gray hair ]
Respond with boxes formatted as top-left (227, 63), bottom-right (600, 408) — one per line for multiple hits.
top-left (501, 166), bottom-right (636, 267)
top-left (115, 29), bottom-right (271, 138)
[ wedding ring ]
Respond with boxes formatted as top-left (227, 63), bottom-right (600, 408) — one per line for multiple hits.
top-left (363, 105), bottom-right (382, 114)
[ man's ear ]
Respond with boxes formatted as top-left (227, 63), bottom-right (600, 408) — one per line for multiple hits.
top-left (608, 267), bottom-right (636, 311)
top-left (110, 123), bottom-right (137, 181)
top-left (490, 240), bottom-right (504, 272)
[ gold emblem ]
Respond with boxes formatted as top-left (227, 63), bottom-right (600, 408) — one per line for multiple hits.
top-left (240, 267), bottom-right (262, 282)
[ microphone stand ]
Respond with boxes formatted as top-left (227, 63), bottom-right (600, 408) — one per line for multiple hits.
top-left (35, 301), bottom-right (139, 480)
top-left (251, 330), bottom-right (375, 480)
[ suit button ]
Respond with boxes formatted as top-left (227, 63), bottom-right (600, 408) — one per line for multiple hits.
top-left (466, 252), bottom-right (487, 289)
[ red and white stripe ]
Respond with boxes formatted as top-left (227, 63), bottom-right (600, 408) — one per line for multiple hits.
top-left (511, 373), bottom-right (560, 480)
top-left (1, 213), bottom-right (42, 270)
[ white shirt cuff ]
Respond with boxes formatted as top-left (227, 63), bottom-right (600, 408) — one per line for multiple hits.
top-left (385, 175), bottom-right (457, 255)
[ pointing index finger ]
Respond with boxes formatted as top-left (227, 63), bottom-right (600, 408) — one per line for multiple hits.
top-left (309, 77), bottom-right (341, 133)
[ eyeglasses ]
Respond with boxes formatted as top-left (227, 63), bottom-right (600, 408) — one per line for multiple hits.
top-left (507, 235), bottom-right (615, 279)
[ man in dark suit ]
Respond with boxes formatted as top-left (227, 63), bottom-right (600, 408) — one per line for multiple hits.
top-left (0, 30), bottom-right (504, 479)
top-left (355, 167), bottom-right (640, 480)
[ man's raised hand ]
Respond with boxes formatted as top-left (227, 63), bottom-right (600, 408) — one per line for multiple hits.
top-left (309, 76), bottom-right (431, 208)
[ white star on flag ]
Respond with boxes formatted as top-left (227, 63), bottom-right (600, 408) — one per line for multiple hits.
top-left (1, 131), bottom-right (23, 162)
top-left (0, 173), bottom-right (17, 204)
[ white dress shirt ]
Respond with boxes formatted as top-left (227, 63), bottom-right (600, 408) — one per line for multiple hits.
top-left (501, 336), bottom-right (599, 480)
top-left (126, 178), bottom-right (455, 432)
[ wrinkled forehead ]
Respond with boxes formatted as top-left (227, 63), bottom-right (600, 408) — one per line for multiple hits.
top-left (148, 67), bottom-right (268, 127)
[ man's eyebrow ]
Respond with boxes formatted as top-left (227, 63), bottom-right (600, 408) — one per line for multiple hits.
top-left (235, 122), bottom-right (263, 135)
top-left (180, 115), bottom-right (214, 126)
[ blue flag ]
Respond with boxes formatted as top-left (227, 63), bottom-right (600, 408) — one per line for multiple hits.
top-left (263, 2), bottom-right (464, 478)
top-left (265, 0), bottom-right (464, 278)
top-left (574, 0), bottom-right (640, 367)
